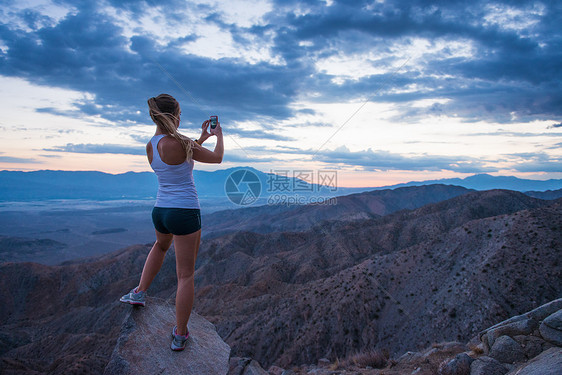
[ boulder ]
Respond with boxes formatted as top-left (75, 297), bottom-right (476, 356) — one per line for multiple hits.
top-left (104, 297), bottom-right (230, 375)
top-left (543, 309), bottom-right (562, 330)
top-left (485, 318), bottom-right (538, 348)
top-left (512, 335), bottom-right (550, 359)
top-left (526, 299), bottom-right (562, 321)
top-left (267, 365), bottom-right (286, 375)
top-left (229, 357), bottom-right (251, 375)
top-left (396, 350), bottom-right (422, 363)
top-left (470, 356), bottom-right (508, 375)
top-left (240, 359), bottom-right (268, 375)
top-left (479, 315), bottom-right (527, 342)
top-left (509, 348), bottom-right (562, 375)
top-left (489, 335), bottom-right (525, 364)
top-left (539, 309), bottom-right (562, 346)
top-left (539, 323), bottom-right (562, 346)
top-left (228, 357), bottom-right (269, 375)
top-left (438, 353), bottom-right (473, 375)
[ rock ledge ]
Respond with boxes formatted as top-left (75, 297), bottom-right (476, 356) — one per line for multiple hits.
top-left (104, 297), bottom-right (231, 375)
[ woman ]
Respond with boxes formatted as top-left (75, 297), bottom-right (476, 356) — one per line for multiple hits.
top-left (119, 93), bottom-right (223, 351)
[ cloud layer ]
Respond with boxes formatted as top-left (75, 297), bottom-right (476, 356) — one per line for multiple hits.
top-left (2, 1), bottom-right (560, 125)
top-left (0, 0), bottom-right (560, 175)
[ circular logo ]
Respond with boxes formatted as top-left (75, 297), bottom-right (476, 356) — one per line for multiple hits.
top-left (224, 169), bottom-right (261, 205)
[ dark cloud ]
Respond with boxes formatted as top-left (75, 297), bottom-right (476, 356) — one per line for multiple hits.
top-left (462, 130), bottom-right (562, 137)
top-left (17, 8), bottom-right (55, 29)
top-left (297, 145), bottom-right (497, 173)
top-left (0, 2), bottom-right (304, 128)
top-left (261, 0), bottom-right (562, 122)
top-left (227, 127), bottom-right (296, 141)
top-left (38, 154), bottom-right (62, 158)
top-left (1, 0), bottom-right (561, 140)
top-left (44, 143), bottom-right (145, 155)
top-left (546, 142), bottom-right (562, 150)
top-left (269, 0), bottom-right (543, 55)
top-left (0, 155), bottom-right (41, 163)
top-left (282, 120), bottom-right (333, 128)
top-left (166, 33), bottom-right (200, 49)
top-left (509, 152), bottom-right (562, 173)
top-left (129, 134), bottom-right (152, 144)
top-left (42, 141), bottom-right (292, 159)
top-left (515, 164), bottom-right (562, 173)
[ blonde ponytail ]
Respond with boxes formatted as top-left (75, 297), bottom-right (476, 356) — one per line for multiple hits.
top-left (148, 94), bottom-right (194, 161)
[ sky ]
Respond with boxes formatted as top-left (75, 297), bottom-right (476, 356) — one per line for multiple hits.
top-left (0, 0), bottom-right (561, 187)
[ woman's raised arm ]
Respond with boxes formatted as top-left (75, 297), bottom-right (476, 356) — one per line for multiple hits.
top-left (192, 122), bottom-right (223, 164)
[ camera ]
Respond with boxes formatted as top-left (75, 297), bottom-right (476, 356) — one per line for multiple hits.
top-left (210, 115), bottom-right (218, 129)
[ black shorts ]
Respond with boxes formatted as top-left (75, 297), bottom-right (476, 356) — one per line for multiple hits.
top-left (151, 207), bottom-right (201, 235)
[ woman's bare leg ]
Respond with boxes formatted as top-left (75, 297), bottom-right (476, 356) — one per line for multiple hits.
top-left (173, 229), bottom-right (201, 336)
top-left (137, 230), bottom-right (173, 292)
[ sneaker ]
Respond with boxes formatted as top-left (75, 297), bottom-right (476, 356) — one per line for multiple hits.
top-left (171, 325), bottom-right (190, 351)
top-left (119, 287), bottom-right (146, 307)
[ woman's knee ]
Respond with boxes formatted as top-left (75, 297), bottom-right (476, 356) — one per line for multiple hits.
top-left (177, 269), bottom-right (195, 281)
top-left (155, 239), bottom-right (171, 252)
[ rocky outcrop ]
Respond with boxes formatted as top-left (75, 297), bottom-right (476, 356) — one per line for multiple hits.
top-left (104, 297), bottom-right (231, 375)
top-left (441, 298), bottom-right (562, 375)
top-left (478, 298), bottom-right (561, 351)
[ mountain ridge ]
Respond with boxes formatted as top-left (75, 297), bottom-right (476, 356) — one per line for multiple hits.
top-left (1, 169), bottom-right (561, 203)
top-left (201, 184), bottom-right (473, 238)
top-left (381, 173), bottom-right (562, 192)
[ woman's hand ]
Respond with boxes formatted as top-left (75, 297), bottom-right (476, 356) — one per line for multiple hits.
top-left (210, 121), bottom-right (222, 137)
top-left (198, 120), bottom-right (212, 144)
top-left (192, 120), bottom-right (224, 164)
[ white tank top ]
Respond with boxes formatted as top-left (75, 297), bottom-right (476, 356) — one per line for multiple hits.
top-left (150, 134), bottom-right (200, 209)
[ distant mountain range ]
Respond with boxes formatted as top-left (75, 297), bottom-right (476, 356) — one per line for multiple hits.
top-left (0, 167), bottom-right (358, 202)
top-left (1, 168), bottom-right (561, 202)
top-left (380, 173), bottom-right (562, 192)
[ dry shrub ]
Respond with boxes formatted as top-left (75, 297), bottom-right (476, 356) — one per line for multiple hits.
top-left (328, 358), bottom-right (342, 370)
top-left (472, 346), bottom-right (484, 355)
top-left (467, 342), bottom-right (484, 355)
top-left (348, 349), bottom-right (389, 369)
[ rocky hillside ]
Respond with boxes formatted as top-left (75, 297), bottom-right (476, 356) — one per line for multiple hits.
top-left (193, 191), bottom-right (560, 368)
top-left (0, 188), bottom-right (559, 373)
top-left (0, 244), bottom-right (167, 374)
